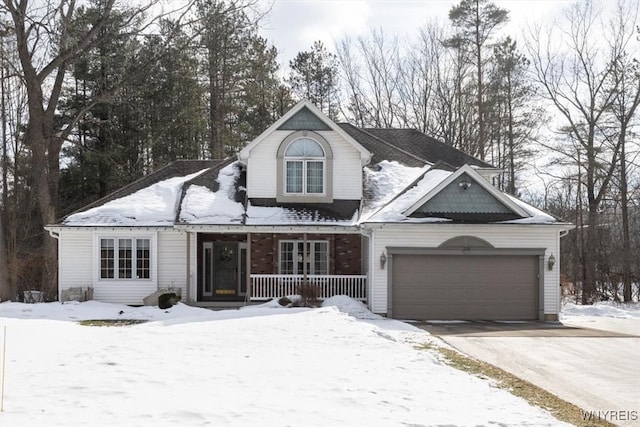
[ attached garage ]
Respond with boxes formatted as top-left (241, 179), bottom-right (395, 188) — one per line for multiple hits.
top-left (389, 249), bottom-right (543, 321)
top-left (362, 164), bottom-right (568, 322)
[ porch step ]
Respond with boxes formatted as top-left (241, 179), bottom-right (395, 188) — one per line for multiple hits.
top-left (187, 301), bottom-right (264, 310)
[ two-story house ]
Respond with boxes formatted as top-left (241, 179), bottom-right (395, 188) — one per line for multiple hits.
top-left (46, 100), bottom-right (571, 320)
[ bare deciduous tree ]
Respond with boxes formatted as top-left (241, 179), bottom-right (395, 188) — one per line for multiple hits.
top-left (1, 0), bottom-right (173, 298)
top-left (336, 29), bottom-right (401, 127)
top-left (396, 21), bottom-right (443, 134)
top-left (606, 4), bottom-right (640, 302)
top-left (527, 0), bottom-right (638, 303)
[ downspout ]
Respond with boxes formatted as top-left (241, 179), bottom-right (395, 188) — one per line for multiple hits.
top-left (186, 232), bottom-right (191, 303)
top-left (243, 172), bottom-right (251, 305)
top-left (360, 224), bottom-right (374, 312)
top-left (369, 227), bottom-right (374, 313)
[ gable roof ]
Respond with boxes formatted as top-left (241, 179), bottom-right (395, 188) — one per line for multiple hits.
top-left (53, 102), bottom-right (563, 229)
top-left (404, 165), bottom-right (530, 220)
top-left (278, 106), bottom-right (331, 131)
top-left (238, 100), bottom-right (372, 166)
top-left (361, 163), bottom-right (559, 225)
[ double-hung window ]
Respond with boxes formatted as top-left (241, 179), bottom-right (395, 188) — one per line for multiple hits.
top-left (279, 240), bottom-right (329, 275)
top-left (100, 237), bottom-right (150, 280)
top-left (284, 138), bottom-right (325, 195)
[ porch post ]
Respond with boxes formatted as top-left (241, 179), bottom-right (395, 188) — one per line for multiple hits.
top-left (303, 232), bottom-right (308, 285)
top-left (246, 232), bottom-right (252, 300)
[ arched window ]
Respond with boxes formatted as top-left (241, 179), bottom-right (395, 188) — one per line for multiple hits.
top-left (284, 137), bottom-right (325, 194)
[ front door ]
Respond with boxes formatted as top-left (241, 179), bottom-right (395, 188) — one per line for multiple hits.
top-left (201, 241), bottom-right (247, 299)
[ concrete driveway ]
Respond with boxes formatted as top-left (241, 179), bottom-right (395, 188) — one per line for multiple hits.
top-left (416, 318), bottom-right (640, 427)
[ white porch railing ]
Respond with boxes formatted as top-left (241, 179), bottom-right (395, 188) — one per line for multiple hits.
top-left (251, 274), bottom-right (367, 301)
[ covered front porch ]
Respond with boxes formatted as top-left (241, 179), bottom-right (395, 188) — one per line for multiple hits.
top-left (251, 274), bottom-right (366, 301)
top-left (189, 230), bottom-right (368, 305)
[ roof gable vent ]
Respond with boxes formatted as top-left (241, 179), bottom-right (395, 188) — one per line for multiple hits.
top-left (278, 107), bottom-right (330, 131)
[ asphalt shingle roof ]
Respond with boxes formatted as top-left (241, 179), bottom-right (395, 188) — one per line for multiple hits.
top-left (337, 123), bottom-right (427, 168)
top-left (248, 199), bottom-right (360, 223)
top-left (58, 123), bottom-right (520, 227)
top-left (356, 127), bottom-right (493, 169)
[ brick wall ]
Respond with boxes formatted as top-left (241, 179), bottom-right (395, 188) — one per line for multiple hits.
top-left (249, 233), bottom-right (362, 275)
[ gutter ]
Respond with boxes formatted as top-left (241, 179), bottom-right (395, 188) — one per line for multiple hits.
top-left (46, 227), bottom-right (60, 240)
top-left (174, 224), bottom-right (361, 234)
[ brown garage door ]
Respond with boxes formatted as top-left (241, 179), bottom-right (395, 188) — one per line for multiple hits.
top-left (391, 254), bottom-right (538, 320)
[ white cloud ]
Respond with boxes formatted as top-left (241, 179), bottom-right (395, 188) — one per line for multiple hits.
top-left (260, 0), bottom-right (570, 69)
top-left (262, 0), bottom-right (371, 63)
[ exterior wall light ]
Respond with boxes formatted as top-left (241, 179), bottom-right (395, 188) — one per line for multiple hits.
top-left (548, 254), bottom-right (556, 271)
top-left (380, 252), bottom-right (387, 269)
top-left (459, 181), bottom-right (472, 190)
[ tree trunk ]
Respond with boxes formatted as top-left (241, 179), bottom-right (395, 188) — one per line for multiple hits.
top-left (620, 131), bottom-right (632, 302)
top-left (475, 18), bottom-right (485, 160)
top-left (0, 199), bottom-right (7, 301)
top-left (507, 80), bottom-right (515, 195)
top-left (28, 121), bottom-right (60, 300)
top-left (582, 204), bottom-right (598, 304)
top-left (0, 52), bottom-right (8, 301)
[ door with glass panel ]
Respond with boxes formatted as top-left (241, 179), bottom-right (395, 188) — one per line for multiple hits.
top-left (201, 241), bottom-right (246, 299)
top-left (279, 241), bottom-right (328, 275)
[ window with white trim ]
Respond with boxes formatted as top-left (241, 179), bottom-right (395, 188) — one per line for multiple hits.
top-left (100, 237), bottom-right (150, 280)
top-left (284, 138), bottom-right (325, 195)
top-left (279, 240), bottom-right (329, 275)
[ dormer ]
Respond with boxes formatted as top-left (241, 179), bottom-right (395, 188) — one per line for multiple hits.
top-left (238, 101), bottom-right (372, 204)
top-left (276, 130), bottom-right (333, 203)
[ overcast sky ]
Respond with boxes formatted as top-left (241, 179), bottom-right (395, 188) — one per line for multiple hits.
top-left (258, 0), bottom-right (576, 72)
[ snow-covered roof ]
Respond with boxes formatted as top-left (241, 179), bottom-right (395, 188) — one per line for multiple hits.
top-left (180, 162), bottom-right (358, 226)
top-left (60, 157), bottom-right (562, 228)
top-left (179, 163), bottom-right (244, 225)
top-left (361, 161), bottom-right (451, 223)
top-left (57, 105), bottom-right (564, 230)
top-left (360, 161), bottom-right (560, 225)
top-left (63, 169), bottom-right (209, 226)
top-left (501, 194), bottom-right (557, 224)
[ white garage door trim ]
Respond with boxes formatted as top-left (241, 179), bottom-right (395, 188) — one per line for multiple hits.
top-left (386, 247), bottom-right (546, 321)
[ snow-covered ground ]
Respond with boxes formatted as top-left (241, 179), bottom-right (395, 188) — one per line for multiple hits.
top-left (0, 297), bottom-right (568, 427)
top-left (562, 300), bottom-right (640, 320)
top-left (562, 301), bottom-right (640, 336)
top-left (442, 302), bottom-right (640, 427)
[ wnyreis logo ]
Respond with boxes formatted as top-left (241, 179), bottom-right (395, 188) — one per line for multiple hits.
top-left (580, 410), bottom-right (639, 422)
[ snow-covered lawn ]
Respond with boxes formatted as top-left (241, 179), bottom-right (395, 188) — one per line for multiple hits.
top-left (0, 297), bottom-right (567, 427)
